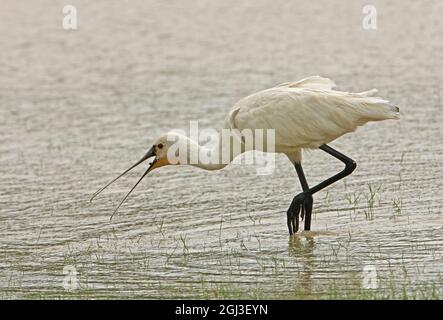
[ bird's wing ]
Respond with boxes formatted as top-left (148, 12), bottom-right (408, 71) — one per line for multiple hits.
top-left (228, 86), bottom-right (399, 150)
top-left (276, 76), bottom-right (336, 90)
top-left (225, 76), bottom-right (336, 132)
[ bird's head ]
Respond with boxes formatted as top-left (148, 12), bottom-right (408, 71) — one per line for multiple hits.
top-left (147, 135), bottom-right (173, 171)
top-left (90, 131), bottom-right (188, 219)
top-left (149, 131), bottom-right (189, 169)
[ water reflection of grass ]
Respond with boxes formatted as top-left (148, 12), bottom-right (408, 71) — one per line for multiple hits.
top-left (8, 224), bottom-right (441, 300)
top-left (4, 157), bottom-right (441, 300)
top-left (18, 253), bottom-right (442, 300)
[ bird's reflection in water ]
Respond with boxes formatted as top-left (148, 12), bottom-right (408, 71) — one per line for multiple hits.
top-left (288, 232), bottom-right (316, 297)
top-left (288, 233), bottom-right (316, 256)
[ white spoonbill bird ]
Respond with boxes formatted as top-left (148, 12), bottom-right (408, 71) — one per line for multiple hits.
top-left (91, 76), bottom-right (399, 234)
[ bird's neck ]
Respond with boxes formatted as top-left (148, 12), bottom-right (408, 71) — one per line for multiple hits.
top-left (183, 132), bottom-right (244, 171)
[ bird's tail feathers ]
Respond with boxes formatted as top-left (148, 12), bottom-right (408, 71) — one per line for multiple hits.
top-left (359, 96), bottom-right (400, 121)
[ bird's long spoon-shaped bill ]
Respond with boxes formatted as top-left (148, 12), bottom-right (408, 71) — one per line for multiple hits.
top-left (90, 146), bottom-right (157, 219)
top-left (108, 160), bottom-right (157, 221)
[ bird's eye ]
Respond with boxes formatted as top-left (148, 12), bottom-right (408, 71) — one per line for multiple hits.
top-left (157, 143), bottom-right (164, 149)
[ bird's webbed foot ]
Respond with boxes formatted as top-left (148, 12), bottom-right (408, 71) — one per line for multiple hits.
top-left (286, 192), bottom-right (313, 235)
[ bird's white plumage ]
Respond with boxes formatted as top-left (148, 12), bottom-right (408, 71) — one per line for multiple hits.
top-left (91, 76), bottom-right (400, 220)
top-left (225, 76), bottom-right (399, 162)
top-left (276, 76), bottom-right (336, 90)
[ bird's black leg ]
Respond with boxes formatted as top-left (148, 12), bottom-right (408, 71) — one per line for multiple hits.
top-left (287, 163), bottom-right (312, 235)
top-left (286, 144), bottom-right (357, 235)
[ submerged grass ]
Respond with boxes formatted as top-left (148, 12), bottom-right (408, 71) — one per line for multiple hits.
top-left (5, 214), bottom-right (442, 300)
top-left (3, 156), bottom-right (441, 300)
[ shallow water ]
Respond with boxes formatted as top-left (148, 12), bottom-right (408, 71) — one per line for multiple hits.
top-left (0, 0), bottom-right (442, 299)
